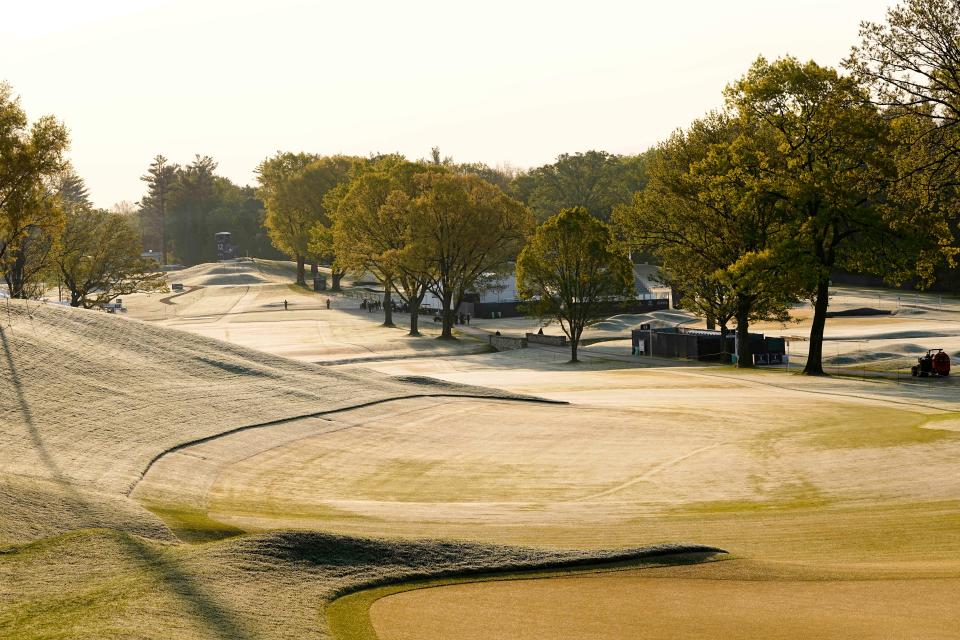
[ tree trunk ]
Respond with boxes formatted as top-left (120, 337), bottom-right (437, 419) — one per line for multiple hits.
top-left (570, 324), bottom-right (581, 363)
top-left (706, 313), bottom-right (716, 331)
top-left (803, 276), bottom-right (830, 376)
top-left (382, 284), bottom-right (394, 327)
top-left (735, 301), bottom-right (753, 368)
top-left (719, 322), bottom-right (729, 364)
top-left (408, 297), bottom-right (420, 336)
top-left (310, 261), bottom-right (318, 282)
top-left (295, 255), bottom-right (305, 285)
top-left (160, 193), bottom-right (167, 266)
top-left (440, 290), bottom-right (454, 339)
top-left (332, 270), bottom-right (343, 292)
top-left (7, 249), bottom-right (27, 299)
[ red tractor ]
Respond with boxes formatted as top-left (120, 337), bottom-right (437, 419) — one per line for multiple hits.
top-left (911, 349), bottom-right (951, 378)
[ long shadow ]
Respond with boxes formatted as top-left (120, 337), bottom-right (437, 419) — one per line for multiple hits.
top-left (1, 322), bottom-right (254, 640)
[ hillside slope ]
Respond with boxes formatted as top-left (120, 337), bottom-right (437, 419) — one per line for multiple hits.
top-left (0, 299), bottom-right (706, 639)
top-left (0, 299), bottom-right (511, 544)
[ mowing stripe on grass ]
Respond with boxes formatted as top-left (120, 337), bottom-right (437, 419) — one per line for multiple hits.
top-left (127, 393), bottom-right (567, 497)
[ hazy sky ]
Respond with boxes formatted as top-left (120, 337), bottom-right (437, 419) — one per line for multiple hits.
top-left (2, 0), bottom-right (892, 208)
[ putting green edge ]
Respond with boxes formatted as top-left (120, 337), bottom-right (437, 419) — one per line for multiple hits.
top-left (326, 552), bottom-right (728, 640)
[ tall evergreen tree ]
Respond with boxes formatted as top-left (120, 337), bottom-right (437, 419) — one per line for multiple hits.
top-left (169, 155), bottom-right (218, 265)
top-left (138, 155), bottom-right (178, 264)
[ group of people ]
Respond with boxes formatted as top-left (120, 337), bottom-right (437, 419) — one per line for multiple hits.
top-left (359, 298), bottom-right (418, 314)
top-left (288, 295), bottom-right (477, 324)
top-left (360, 298), bottom-right (383, 313)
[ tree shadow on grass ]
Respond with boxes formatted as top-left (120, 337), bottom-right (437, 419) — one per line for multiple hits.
top-left (1, 323), bottom-right (253, 640)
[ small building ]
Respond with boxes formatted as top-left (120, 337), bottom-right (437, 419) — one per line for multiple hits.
top-left (631, 326), bottom-right (786, 365)
top-left (426, 264), bottom-right (673, 319)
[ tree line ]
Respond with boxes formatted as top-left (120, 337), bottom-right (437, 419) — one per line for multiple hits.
top-left (615, 0), bottom-right (960, 374)
top-left (138, 154), bottom-right (281, 265)
top-left (257, 153), bottom-right (535, 338)
top-left (259, 0), bottom-right (960, 374)
top-left (0, 83), bottom-right (163, 307)
top-left (5, 0), bottom-right (960, 373)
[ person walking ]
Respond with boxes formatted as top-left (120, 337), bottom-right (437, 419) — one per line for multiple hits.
top-left (283, 299), bottom-right (288, 310)
top-left (326, 298), bottom-right (331, 310)
top-left (466, 313), bottom-right (471, 325)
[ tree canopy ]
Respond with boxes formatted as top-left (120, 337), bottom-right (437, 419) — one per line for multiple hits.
top-left (137, 155), bottom-right (276, 267)
top-left (255, 153), bottom-right (359, 285)
top-left (517, 207), bottom-right (634, 362)
top-left (0, 82), bottom-right (70, 298)
top-left (138, 155), bottom-right (178, 265)
top-left (56, 206), bottom-right (165, 308)
top-left (511, 150), bottom-right (651, 222)
top-left (409, 171), bottom-right (533, 338)
top-left (332, 159), bottom-right (440, 330)
top-left (614, 111), bottom-right (793, 365)
top-left (255, 151), bottom-right (320, 284)
top-left (728, 56), bottom-right (953, 374)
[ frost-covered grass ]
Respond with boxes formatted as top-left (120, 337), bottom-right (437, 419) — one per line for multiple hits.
top-left (0, 527), bottom-right (718, 639)
top-left (0, 300), bottom-right (413, 544)
top-left (6, 287), bottom-right (960, 639)
top-left (4, 300), bottom-right (663, 639)
top-left (0, 300), bottom-right (535, 545)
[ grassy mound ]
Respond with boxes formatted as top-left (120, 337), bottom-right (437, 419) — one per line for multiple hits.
top-left (0, 300), bottom-right (531, 545)
top-left (0, 302), bottom-right (407, 487)
top-left (0, 526), bottom-right (721, 640)
top-left (4, 299), bottom-right (664, 638)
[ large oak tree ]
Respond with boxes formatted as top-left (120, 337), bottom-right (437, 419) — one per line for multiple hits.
top-left (0, 82), bottom-right (69, 298)
top-left (614, 112), bottom-right (793, 366)
top-left (56, 207), bottom-right (165, 308)
top-left (410, 172), bottom-right (533, 338)
top-left (332, 158), bottom-right (441, 332)
top-left (729, 56), bottom-right (953, 374)
top-left (516, 207), bottom-right (634, 362)
top-left (255, 151), bottom-right (319, 284)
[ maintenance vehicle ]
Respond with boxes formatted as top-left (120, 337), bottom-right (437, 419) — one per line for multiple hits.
top-left (911, 349), bottom-right (951, 377)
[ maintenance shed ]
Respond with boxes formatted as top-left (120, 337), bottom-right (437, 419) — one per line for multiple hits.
top-left (631, 326), bottom-right (786, 364)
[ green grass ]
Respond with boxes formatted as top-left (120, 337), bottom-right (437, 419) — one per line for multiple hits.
top-left (326, 553), bottom-right (726, 640)
top-left (143, 505), bottom-right (245, 544)
top-left (806, 412), bottom-right (960, 449)
top-left (678, 481), bottom-right (832, 514)
top-left (1, 525), bottom-right (717, 640)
